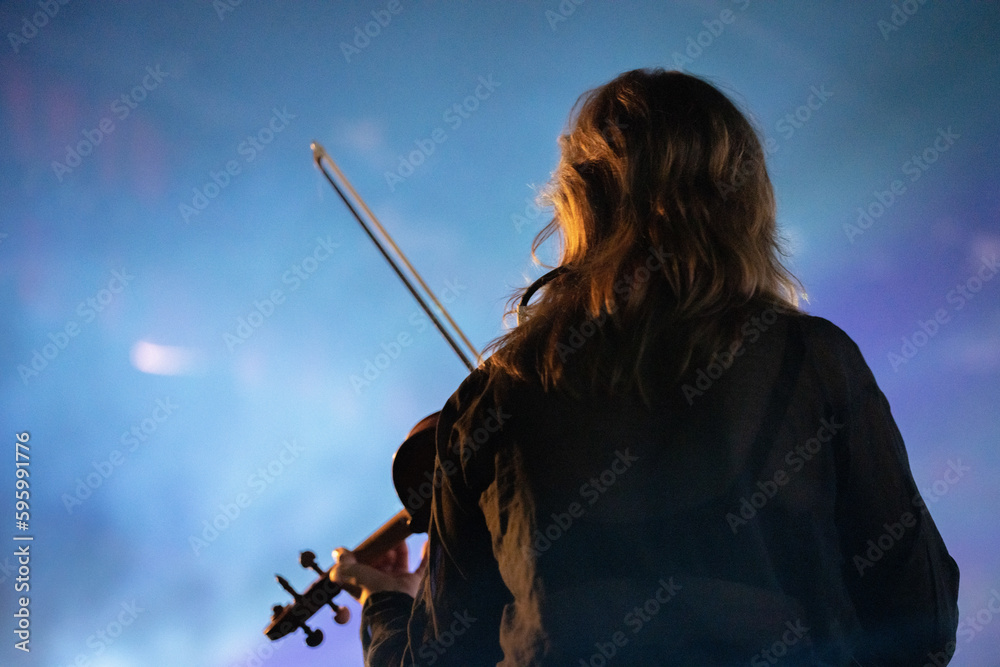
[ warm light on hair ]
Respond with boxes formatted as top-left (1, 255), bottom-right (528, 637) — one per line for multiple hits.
top-left (486, 68), bottom-right (805, 398)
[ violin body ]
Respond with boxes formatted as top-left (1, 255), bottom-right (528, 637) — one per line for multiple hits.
top-left (263, 413), bottom-right (439, 646)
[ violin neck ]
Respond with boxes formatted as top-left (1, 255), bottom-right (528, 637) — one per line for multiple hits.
top-left (351, 509), bottom-right (414, 564)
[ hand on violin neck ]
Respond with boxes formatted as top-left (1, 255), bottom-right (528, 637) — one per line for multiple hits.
top-left (331, 541), bottom-right (427, 605)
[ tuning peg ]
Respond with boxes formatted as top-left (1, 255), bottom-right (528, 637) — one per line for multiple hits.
top-left (276, 575), bottom-right (302, 601)
top-left (271, 604), bottom-right (284, 618)
top-left (330, 601), bottom-right (351, 625)
top-left (299, 550), bottom-right (325, 576)
top-left (303, 622), bottom-right (324, 647)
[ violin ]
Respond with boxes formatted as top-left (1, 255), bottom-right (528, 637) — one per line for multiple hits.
top-left (263, 143), bottom-right (560, 647)
top-left (263, 144), bottom-right (480, 647)
top-left (263, 413), bottom-right (438, 646)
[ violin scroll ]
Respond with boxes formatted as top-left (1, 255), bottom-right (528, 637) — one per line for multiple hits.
top-left (264, 551), bottom-right (354, 646)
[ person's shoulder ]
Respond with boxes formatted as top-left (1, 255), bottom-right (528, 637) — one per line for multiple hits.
top-left (440, 358), bottom-right (526, 429)
top-left (747, 307), bottom-right (860, 359)
top-left (792, 312), bottom-right (857, 348)
top-left (787, 311), bottom-right (877, 386)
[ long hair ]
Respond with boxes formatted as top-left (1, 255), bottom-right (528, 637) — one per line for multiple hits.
top-left (485, 68), bottom-right (804, 399)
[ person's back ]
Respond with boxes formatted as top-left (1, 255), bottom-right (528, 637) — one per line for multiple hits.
top-left (427, 308), bottom-right (958, 665)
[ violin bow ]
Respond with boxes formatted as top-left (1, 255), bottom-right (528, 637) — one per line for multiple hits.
top-left (311, 141), bottom-right (479, 372)
top-left (263, 143), bottom-right (484, 647)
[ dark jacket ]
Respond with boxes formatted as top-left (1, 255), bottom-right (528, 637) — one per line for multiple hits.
top-left (360, 312), bottom-right (960, 666)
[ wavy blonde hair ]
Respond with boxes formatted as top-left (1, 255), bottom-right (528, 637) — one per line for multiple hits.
top-left (485, 68), bottom-right (803, 398)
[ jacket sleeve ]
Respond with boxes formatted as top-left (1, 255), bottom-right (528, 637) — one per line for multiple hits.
top-left (360, 591), bottom-right (418, 665)
top-left (835, 346), bottom-right (960, 665)
top-left (359, 370), bottom-right (512, 666)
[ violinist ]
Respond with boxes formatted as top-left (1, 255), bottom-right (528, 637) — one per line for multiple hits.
top-left (331, 68), bottom-right (960, 665)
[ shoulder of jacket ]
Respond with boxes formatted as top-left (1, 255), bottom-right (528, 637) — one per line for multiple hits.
top-left (792, 313), bottom-right (879, 396)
